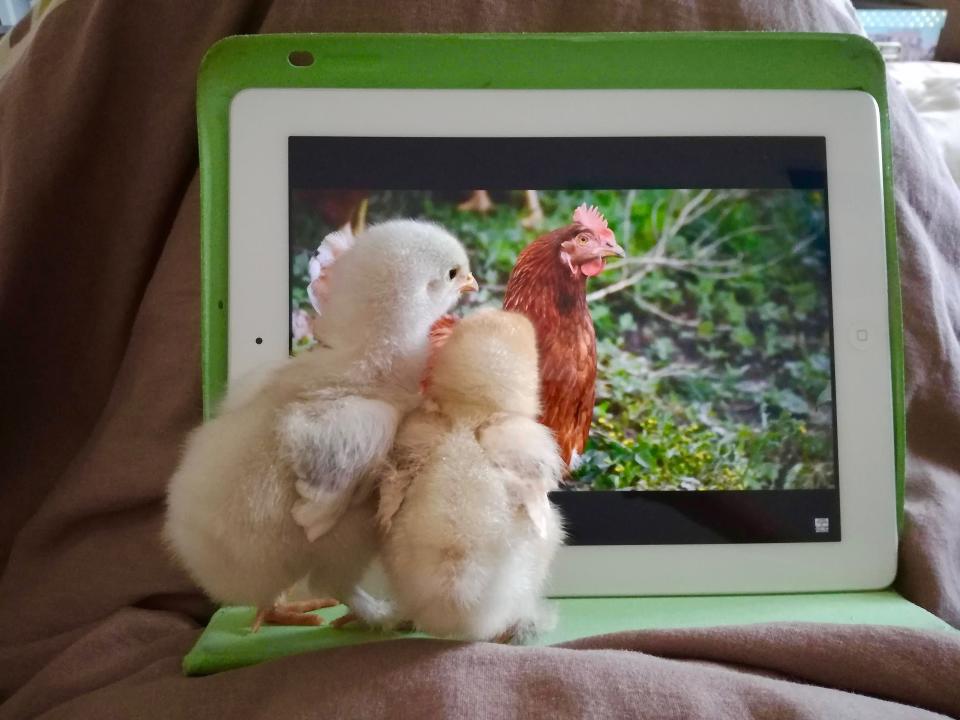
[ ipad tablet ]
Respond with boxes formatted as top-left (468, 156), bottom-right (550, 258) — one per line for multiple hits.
top-left (202, 34), bottom-right (901, 597)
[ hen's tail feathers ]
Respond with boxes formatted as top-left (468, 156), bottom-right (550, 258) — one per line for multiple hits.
top-left (307, 227), bottom-right (356, 314)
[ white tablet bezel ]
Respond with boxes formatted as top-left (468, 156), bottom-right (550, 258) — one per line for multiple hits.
top-left (228, 88), bottom-right (897, 596)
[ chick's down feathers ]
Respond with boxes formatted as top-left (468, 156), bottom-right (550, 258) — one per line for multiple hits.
top-left (164, 220), bottom-right (474, 620)
top-left (379, 309), bottom-right (565, 641)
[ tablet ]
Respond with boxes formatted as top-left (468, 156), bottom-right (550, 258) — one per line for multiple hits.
top-left (207, 35), bottom-right (901, 597)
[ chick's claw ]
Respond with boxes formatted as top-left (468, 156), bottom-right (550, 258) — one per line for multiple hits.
top-left (251, 608), bottom-right (320, 633)
top-left (282, 598), bottom-right (340, 613)
top-left (330, 611), bottom-right (361, 629)
top-left (330, 612), bottom-right (414, 632)
top-left (251, 598), bottom-right (340, 632)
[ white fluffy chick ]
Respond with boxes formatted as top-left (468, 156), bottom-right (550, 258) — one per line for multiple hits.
top-left (164, 220), bottom-right (478, 629)
top-left (378, 309), bottom-right (565, 642)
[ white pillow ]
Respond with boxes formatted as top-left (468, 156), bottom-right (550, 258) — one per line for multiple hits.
top-left (888, 61), bottom-right (960, 186)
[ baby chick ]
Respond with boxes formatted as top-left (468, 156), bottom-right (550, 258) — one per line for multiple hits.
top-left (379, 309), bottom-right (565, 642)
top-left (164, 220), bottom-right (477, 629)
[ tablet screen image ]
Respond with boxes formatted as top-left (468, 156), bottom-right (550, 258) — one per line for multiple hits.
top-left (287, 136), bottom-right (839, 546)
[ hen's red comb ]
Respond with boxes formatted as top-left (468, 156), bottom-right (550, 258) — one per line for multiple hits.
top-left (573, 204), bottom-right (615, 242)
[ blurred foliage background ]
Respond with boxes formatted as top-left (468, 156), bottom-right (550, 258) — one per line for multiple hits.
top-left (291, 188), bottom-right (835, 491)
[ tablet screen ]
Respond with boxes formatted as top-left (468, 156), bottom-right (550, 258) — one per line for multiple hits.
top-left (287, 136), bottom-right (839, 545)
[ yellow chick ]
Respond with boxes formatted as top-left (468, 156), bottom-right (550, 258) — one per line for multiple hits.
top-left (164, 220), bottom-right (477, 629)
top-left (378, 309), bottom-right (565, 642)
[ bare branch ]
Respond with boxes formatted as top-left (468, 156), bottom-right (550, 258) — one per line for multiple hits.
top-left (649, 196), bottom-right (666, 239)
top-left (658, 191), bottom-right (682, 241)
top-left (665, 189), bottom-right (712, 239)
top-left (629, 297), bottom-right (733, 331)
top-left (587, 251), bottom-right (748, 302)
top-left (620, 189), bottom-right (637, 246)
top-left (679, 190), bottom-right (747, 232)
top-left (694, 224), bottom-right (774, 258)
top-left (690, 204), bottom-right (739, 248)
top-left (648, 362), bottom-right (707, 381)
top-left (586, 274), bottom-right (650, 302)
top-left (746, 233), bottom-right (818, 274)
top-left (656, 189), bottom-right (749, 252)
top-left (633, 297), bottom-right (701, 327)
top-left (611, 256), bottom-right (741, 271)
top-left (586, 192), bottom-right (817, 313)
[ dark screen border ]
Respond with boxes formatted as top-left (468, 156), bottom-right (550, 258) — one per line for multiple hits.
top-left (289, 136), bottom-right (827, 189)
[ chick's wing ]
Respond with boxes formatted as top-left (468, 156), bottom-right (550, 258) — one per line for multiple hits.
top-left (278, 394), bottom-right (401, 541)
top-left (378, 409), bottom-right (451, 532)
top-left (475, 414), bottom-right (563, 538)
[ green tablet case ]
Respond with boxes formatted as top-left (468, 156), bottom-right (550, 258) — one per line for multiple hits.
top-left (189, 32), bottom-right (930, 676)
top-left (184, 592), bottom-right (951, 675)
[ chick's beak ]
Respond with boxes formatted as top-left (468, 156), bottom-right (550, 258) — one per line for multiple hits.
top-left (460, 273), bottom-right (479, 294)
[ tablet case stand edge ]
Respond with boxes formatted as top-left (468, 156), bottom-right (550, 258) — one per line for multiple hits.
top-left (188, 33), bottom-right (946, 676)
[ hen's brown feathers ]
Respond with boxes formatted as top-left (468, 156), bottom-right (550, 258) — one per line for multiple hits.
top-left (503, 225), bottom-right (597, 466)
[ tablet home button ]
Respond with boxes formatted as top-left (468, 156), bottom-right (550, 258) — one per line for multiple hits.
top-left (850, 326), bottom-right (870, 350)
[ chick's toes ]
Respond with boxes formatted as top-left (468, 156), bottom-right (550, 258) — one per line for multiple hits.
top-left (330, 611), bottom-right (360, 629)
top-left (282, 598), bottom-right (340, 613)
top-left (251, 598), bottom-right (340, 632)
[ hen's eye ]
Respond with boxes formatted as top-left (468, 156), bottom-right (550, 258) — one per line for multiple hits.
top-left (448, 267), bottom-right (458, 280)
top-left (577, 234), bottom-right (589, 245)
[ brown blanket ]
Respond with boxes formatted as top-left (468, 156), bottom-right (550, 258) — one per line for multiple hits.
top-left (1, 1), bottom-right (959, 718)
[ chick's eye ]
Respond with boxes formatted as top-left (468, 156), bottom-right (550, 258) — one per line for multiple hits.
top-left (448, 267), bottom-right (458, 280)
top-left (577, 234), bottom-right (589, 245)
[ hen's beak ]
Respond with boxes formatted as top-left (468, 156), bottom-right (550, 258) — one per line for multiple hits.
top-left (460, 273), bottom-right (479, 294)
top-left (601, 242), bottom-right (626, 259)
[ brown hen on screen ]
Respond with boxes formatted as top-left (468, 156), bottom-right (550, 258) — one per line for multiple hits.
top-left (502, 205), bottom-right (624, 469)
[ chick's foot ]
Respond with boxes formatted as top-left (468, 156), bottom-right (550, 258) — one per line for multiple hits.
top-left (330, 612), bottom-right (416, 632)
top-left (330, 611), bottom-right (360, 629)
top-left (251, 598), bottom-right (340, 632)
